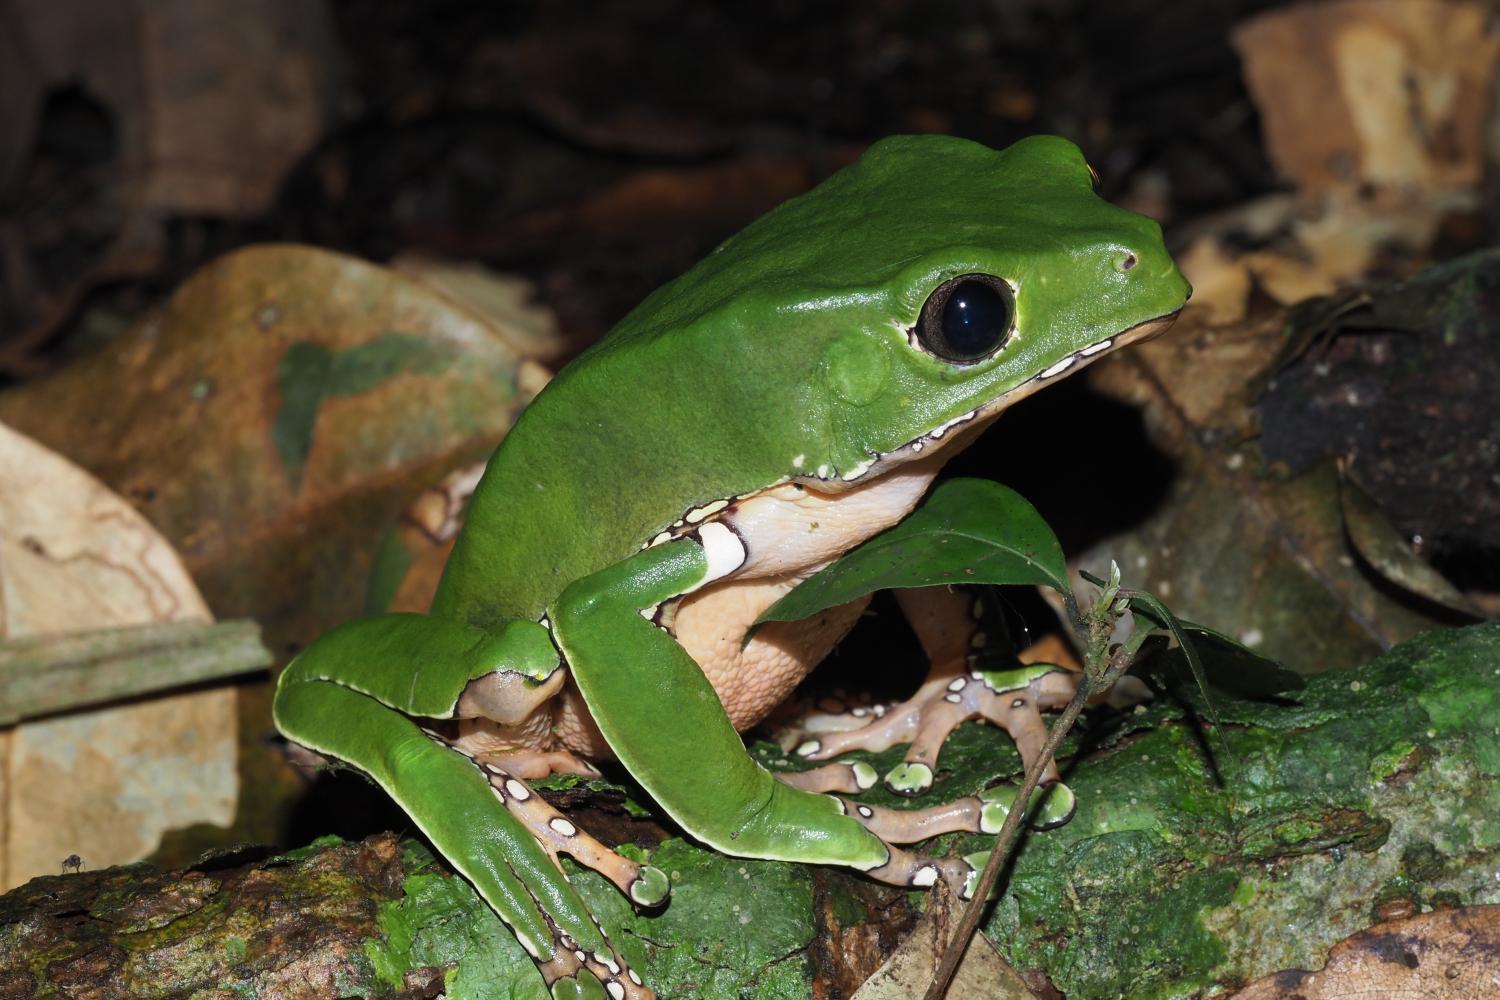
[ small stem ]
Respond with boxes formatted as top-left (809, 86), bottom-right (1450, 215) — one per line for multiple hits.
top-left (923, 631), bottom-right (1135, 999)
top-left (923, 673), bottom-right (1091, 1000)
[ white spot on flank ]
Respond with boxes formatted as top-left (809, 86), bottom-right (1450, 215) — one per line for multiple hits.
top-left (550, 817), bottom-right (578, 836)
top-left (629, 969), bottom-right (643, 985)
top-left (1041, 356), bottom-right (1076, 379)
top-left (792, 453), bottom-right (805, 467)
top-left (944, 693), bottom-right (962, 703)
top-left (504, 779), bottom-right (530, 800)
top-left (685, 498), bottom-right (729, 523)
top-left (840, 457), bottom-right (875, 481)
top-left (817, 464), bottom-right (831, 478)
top-left (575, 950), bottom-right (587, 962)
top-left (698, 521), bottom-right (747, 583)
top-left (947, 678), bottom-right (967, 692)
top-left (912, 866), bottom-right (939, 887)
top-left (647, 530), bottom-right (672, 548)
top-left (1080, 339), bottom-right (1113, 356)
top-left (608, 983), bottom-right (625, 1000)
top-left (857, 805), bottom-right (873, 818)
top-left (928, 410), bottom-right (977, 440)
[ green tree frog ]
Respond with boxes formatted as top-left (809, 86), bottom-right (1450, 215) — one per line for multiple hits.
top-left (274, 134), bottom-right (1191, 999)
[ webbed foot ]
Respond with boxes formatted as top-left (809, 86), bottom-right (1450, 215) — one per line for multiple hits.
top-left (794, 663), bottom-right (1078, 812)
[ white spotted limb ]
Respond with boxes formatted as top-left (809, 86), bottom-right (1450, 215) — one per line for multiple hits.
top-left (273, 616), bottom-right (653, 1000)
top-left (549, 536), bottom-right (988, 897)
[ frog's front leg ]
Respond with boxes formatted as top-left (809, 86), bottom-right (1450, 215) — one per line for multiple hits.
top-left (795, 585), bottom-right (1080, 821)
top-left (549, 533), bottom-right (981, 896)
top-left (274, 614), bottom-right (659, 1000)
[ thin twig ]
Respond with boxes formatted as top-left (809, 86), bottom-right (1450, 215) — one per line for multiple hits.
top-left (922, 670), bottom-right (1093, 1000)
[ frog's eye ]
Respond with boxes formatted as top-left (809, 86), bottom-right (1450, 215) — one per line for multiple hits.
top-left (915, 274), bottom-right (1015, 364)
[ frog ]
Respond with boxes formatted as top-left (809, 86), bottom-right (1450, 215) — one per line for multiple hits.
top-left (273, 133), bottom-right (1191, 1000)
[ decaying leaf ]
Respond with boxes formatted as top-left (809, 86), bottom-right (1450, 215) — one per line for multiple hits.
top-left (392, 256), bottom-right (572, 366)
top-left (1081, 285), bottom-right (1465, 674)
top-left (1339, 472), bottom-right (1477, 616)
top-left (11, 0), bottom-right (344, 253)
top-left (1228, 905), bottom-right (1500, 999)
top-left (0, 422), bottom-right (235, 891)
top-left (0, 244), bottom-right (547, 657)
top-left (1233, 0), bottom-right (1498, 193)
top-left (851, 883), bottom-right (1037, 1000)
top-left (1172, 1), bottom-right (1498, 328)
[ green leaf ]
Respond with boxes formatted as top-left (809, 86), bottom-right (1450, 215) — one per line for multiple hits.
top-left (1126, 592), bottom-right (1223, 730)
top-left (1137, 618), bottom-right (1305, 699)
top-left (752, 478), bottom-right (1068, 633)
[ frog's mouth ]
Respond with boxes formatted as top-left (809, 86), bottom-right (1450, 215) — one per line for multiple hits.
top-left (836, 308), bottom-right (1183, 485)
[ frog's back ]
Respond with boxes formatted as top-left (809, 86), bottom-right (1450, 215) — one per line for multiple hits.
top-left (429, 134), bottom-right (1169, 628)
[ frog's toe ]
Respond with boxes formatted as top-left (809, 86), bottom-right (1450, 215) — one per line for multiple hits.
top-left (479, 762), bottom-right (671, 908)
top-left (777, 760), bottom-right (878, 794)
top-left (865, 843), bottom-right (975, 898)
top-left (960, 851), bottom-right (989, 900)
top-left (542, 945), bottom-right (652, 1000)
top-left (627, 864), bottom-right (670, 907)
top-left (979, 781), bottom-right (1077, 831)
top-left (883, 761), bottom-right (934, 796)
top-left (549, 969), bottom-right (607, 1000)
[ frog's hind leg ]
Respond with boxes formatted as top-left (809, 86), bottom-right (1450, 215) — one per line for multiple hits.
top-left (273, 615), bottom-right (654, 1000)
top-left (437, 741), bottom-right (671, 908)
top-left (794, 586), bottom-right (1080, 820)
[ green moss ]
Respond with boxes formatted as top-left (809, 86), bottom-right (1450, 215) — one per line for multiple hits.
top-left (351, 624), bottom-right (1500, 998)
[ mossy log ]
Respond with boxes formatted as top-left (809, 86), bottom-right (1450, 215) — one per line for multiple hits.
top-left (2, 624), bottom-right (1497, 999)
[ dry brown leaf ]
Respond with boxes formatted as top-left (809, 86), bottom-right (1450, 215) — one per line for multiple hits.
top-left (10, 0), bottom-right (343, 271)
top-left (391, 257), bottom-right (571, 366)
top-left (1228, 905), bottom-right (1500, 999)
top-left (0, 244), bottom-right (547, 657)
top-left (0, 422), bottom-right (234, 891)
top-left (851, 883), bottom-right (1038, 1000)
top-left (1234, 0), bottom-right (1498, 194)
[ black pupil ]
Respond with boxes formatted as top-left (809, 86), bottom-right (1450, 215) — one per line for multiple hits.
top-left (942, 280), bottom-right (1009, 359)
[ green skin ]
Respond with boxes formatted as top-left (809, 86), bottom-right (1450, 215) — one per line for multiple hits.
top-left (274, 134), bottom-right (1191, 998)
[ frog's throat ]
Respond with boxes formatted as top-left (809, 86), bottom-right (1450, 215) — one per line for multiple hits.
top-left (820, 308), bottom-right (1182, 489)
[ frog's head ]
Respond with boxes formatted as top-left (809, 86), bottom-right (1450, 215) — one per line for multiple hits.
top-left (680, 133), bottom-right (1191, 486)
top-left (806, 134), bottom-right (1190, 483)
top-left (601, 133), bottom-right (1190, 489)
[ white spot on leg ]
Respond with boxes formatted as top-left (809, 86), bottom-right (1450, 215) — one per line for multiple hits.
top-left (504, 779), bottom-right (530, 800)
top-left (549, 817), bottom-right (578, 837)
top-left (912, 866), bottom-right (939, 887)
top-left (1080, 338), bottom-right (1114, 356)
top-left (608, 983), bottom-right (626, 1000)
top-left (947, 678), bottom-right (967, 692)
top-left (697, 522), bottom-right (746, 583)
